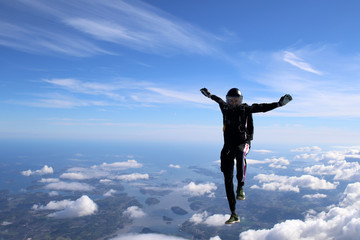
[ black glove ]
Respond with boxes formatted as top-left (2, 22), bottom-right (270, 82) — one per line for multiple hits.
top-left (278, 94), bottom-right (292, 106)
top-left (200, 88), bottom-right (211, 98)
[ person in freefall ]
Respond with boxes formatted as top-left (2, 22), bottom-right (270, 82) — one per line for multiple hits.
top-left (200, 87), bottom-right (292, 224)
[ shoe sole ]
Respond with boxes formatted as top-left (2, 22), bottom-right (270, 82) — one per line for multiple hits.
top-left (236, 196), bottom-right (245, 200)
top-left (225, 220), bottom-right (240, 224)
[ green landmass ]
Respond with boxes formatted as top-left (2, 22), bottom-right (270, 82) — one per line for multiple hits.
top-left (0, 191), bottom-right (140, 240)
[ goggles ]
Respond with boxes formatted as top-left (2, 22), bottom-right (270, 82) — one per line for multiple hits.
top-left (226, 96), bottom-right (242, 107)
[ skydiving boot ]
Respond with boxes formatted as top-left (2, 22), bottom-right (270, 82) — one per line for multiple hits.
top-left (236, 187), bottom-right (245, 200)
top-left (225, 213), bottom-right (240, 224)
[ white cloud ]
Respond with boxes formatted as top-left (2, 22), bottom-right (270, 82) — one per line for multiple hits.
top-left (104, 189), bottom-right (117, 197)
top-left (123, 206), bottom-right (146, 219)
top-left (100, 179), bottom-right (113, 184)
top-left (300, 149), bottom-right (360, 181)
top-left (21, 165), bottom-right (53, 176)
top-left (169, 164), bottom-right (181, 169)
top-left (33, 78), bottom-right (216, 109)
top-left (252, 149), bottom-right (273, 154)
top-left (146, 87), bottom-right (209, 104)
top-left (60, 172), bottom-right (89, 180)
top-left (251, 174), bottom-right (337, 193)
top-left (189, 211), bottom-right (209, 224)
top-left (3, 0), bottom-right (219, 57)
top-left (210, 237), bottom-right (222, 240)
top-left (98, 160), bottom-right (143, 170)
top-left (295, 153), bottom-right (319, 161)
top-left (246, 159), bottom-right (266, 165)
top-left (59, 167), bottom-right (109, 180)
top-left (267, 157), bottom-right (290, 169)
top-left (39, 178), bottom-right (59, 183)
top-left (16, 93), bottom-right (107, 108)
top-left (1, 221), bottom-right (12, 226)
top-left (45, 181), bottom-right (94, 191)
top-left (240, 182), bottom-right (360, 240)
top-left (33, 195), bottom-right (98, 218)
top-left (318, 150), bottom-right (347, 162)
top-left (44, 78), bottom-right (125, 101)
top-left (189, 211), bottom-right (230, 227)
top-left (56, 160), bottom-right (145, 182)
top-left (246, 157), bottom-right (289, 169)
top-left (295, 149), bottom-right (359, 163)
top-left (302, 193), bottom-right (327, 199)
top-left (65, 1), bottom-right (218, 56)
top-left (303, 161), bottom-right (360, 181)
top-left (247, 45), bottom-right (360, 119)
top-left (109, 233), bottom-right (188, 240)
top-left (183, 182), bottom-right (217, 197)
top-left (33, 199), bottom-right (73, 211)
top-left (0, 22), bottom-right (107, 57)
top-left (283, 51), bottom-right (322, 75)
top-left (115, 173), bottom-right (149, 181)
top-left (48, 191), bottom-right (59, 197)
top-left (213, 160), bottom-right (221, 165)
top-left (291, 146), bottom-right (322, 153)
top-left (204, 214), bottom-right (231, 227)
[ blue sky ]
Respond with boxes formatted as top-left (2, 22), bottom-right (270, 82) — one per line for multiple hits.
top-left (1, 0), bottom-right (360, 145)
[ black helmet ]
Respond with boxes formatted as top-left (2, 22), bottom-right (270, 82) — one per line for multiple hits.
top-left (226, 88), bottom-right (242, 97)
top-left (226, 88), bottom-right (243, 106)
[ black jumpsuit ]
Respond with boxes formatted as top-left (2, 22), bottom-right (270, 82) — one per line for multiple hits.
top-left (210, 95), bottom-right (279, 213)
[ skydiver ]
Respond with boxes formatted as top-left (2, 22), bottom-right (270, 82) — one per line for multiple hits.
top-left (200, 87), bottom-right (292, 224)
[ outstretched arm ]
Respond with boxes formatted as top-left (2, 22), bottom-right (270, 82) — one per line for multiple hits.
top-left (200, 88), bottom-right (226, 106)
top-left (251, 94), bottom-right (293, 113)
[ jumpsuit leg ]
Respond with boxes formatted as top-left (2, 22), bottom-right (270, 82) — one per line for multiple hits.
top-left (235, 143), bottom-right (250, 190)
top-left (221, 147), bottom-right (236, 213)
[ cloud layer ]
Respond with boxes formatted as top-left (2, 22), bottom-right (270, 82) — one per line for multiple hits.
top-left (251, 174), bottom-right (337, 193)
top-left (241, 146), bottom-right (360, 239)
top-left (301, 149), bottom-right (360, 181)
top-left (39, 158), bottom-right (150, 193)
top-left (248, 157), bottom-right (290, 169)
top-left (240, 182), bottom-right (360, 240)
top-left (19, 144), bottom-right (360, 239)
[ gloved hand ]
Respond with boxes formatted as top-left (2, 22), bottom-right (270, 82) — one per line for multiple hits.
top-left (278, 94), bottom-right (293, 106)
top-left (200, 88), bottom-right (212, 98)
